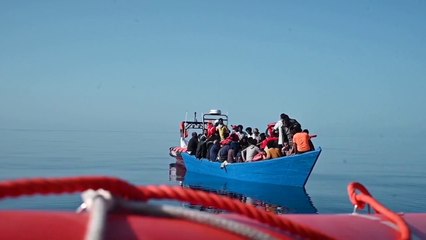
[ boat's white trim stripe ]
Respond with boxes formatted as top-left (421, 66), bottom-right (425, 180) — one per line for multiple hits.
top-left (350, 213), bottom-right (398, 230)
top-left (349, 214), bottom-right (420, 240)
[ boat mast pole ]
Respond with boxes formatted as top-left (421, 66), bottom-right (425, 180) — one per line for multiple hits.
top-left (184, 112), bottom-right (188, 138)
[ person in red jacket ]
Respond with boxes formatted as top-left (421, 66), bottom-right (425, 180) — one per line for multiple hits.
top-left (207, 122), bottom-right (216, 137)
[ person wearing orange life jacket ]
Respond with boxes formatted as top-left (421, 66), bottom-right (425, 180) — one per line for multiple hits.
top-left (303, 128), bottom-right (317, 139)
top-left (292, 126), bottom-right (314, 154)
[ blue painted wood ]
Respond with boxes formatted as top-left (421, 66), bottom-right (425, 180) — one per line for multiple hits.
top-left (182, 147), bottom-right (321, 187)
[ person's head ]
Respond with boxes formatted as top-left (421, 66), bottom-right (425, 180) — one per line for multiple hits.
top-left (238, 125), bottom-right (243, 132)
top-left (267, 140), bottom-right (277, 149)
top-left (280, 113), bottom-right (290, 122)
top-left (214, 119), bottom-right (219, 127)
top-left (303, 129), bottom-right (309, 134)
top-left (246, 127), bottom-right (252, 134)
top-left (218, 118), bottom-right (224, 124)
top-left (253, 128), bottom-right (259, 135)
top-left (267, 123), bottom-right (277, 137)
top-left (259, 133), bottom-right (266, 141)
top-left (191, 132), bottom-right (198, 138)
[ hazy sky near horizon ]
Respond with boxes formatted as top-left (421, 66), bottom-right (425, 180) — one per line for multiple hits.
top-left (1, 1), bottom-right (425, 136)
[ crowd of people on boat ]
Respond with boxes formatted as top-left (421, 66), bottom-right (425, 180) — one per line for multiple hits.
top-left (184, 113), bottom-right (316, 163)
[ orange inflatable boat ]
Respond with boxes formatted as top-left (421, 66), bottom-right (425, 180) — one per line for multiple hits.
top-left (0, 176), bottom-right (424, 240)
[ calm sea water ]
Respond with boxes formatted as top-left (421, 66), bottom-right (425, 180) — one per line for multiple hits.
top-left (1, 129), bottom-right (425, 214)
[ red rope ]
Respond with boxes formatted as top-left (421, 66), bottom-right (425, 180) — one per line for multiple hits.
top-left (347, 182), bottom-right (374, 211)
top-left (0, 176), bottom-right (334, 240)
top-left (139, 185), bottom-right (334, 239)
top-left (0, 176), bottom-right (145, 200)
top-left (347, 182), bottom-right (411, 240)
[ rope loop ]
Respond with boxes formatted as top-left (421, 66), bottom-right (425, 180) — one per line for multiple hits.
top-left (347, 182), bottom-right (411, 240)
top-left (347, 181), bottom-right (372, 210)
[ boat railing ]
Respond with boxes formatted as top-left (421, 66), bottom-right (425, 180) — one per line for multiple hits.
top-left (183, 110), bottom-right (229, 131)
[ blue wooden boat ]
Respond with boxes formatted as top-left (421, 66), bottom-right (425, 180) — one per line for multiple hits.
top-left (181, 147), bottom-right (321, 187)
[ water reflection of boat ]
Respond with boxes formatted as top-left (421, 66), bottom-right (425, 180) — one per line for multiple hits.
top-left (168, 163), bottom-right (186, 182)
top-left (181, 171), bottom-right (318, 214)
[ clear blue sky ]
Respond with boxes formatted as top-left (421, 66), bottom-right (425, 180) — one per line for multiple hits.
top-left (1, 1), bottom-right (425, 136)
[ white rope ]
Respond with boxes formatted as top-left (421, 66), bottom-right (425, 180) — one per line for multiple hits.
top-left (78, 189), bottom-right (279, 240)
top-left (78, 189), bottom-right (114, 240)
top-left (116, 199), bottom-right (278, 240)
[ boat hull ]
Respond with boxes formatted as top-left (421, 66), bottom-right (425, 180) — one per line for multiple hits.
top-left (1, 211), bottom-right (424, 240)
top-left (182, 147), bottom-right (321, 187)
